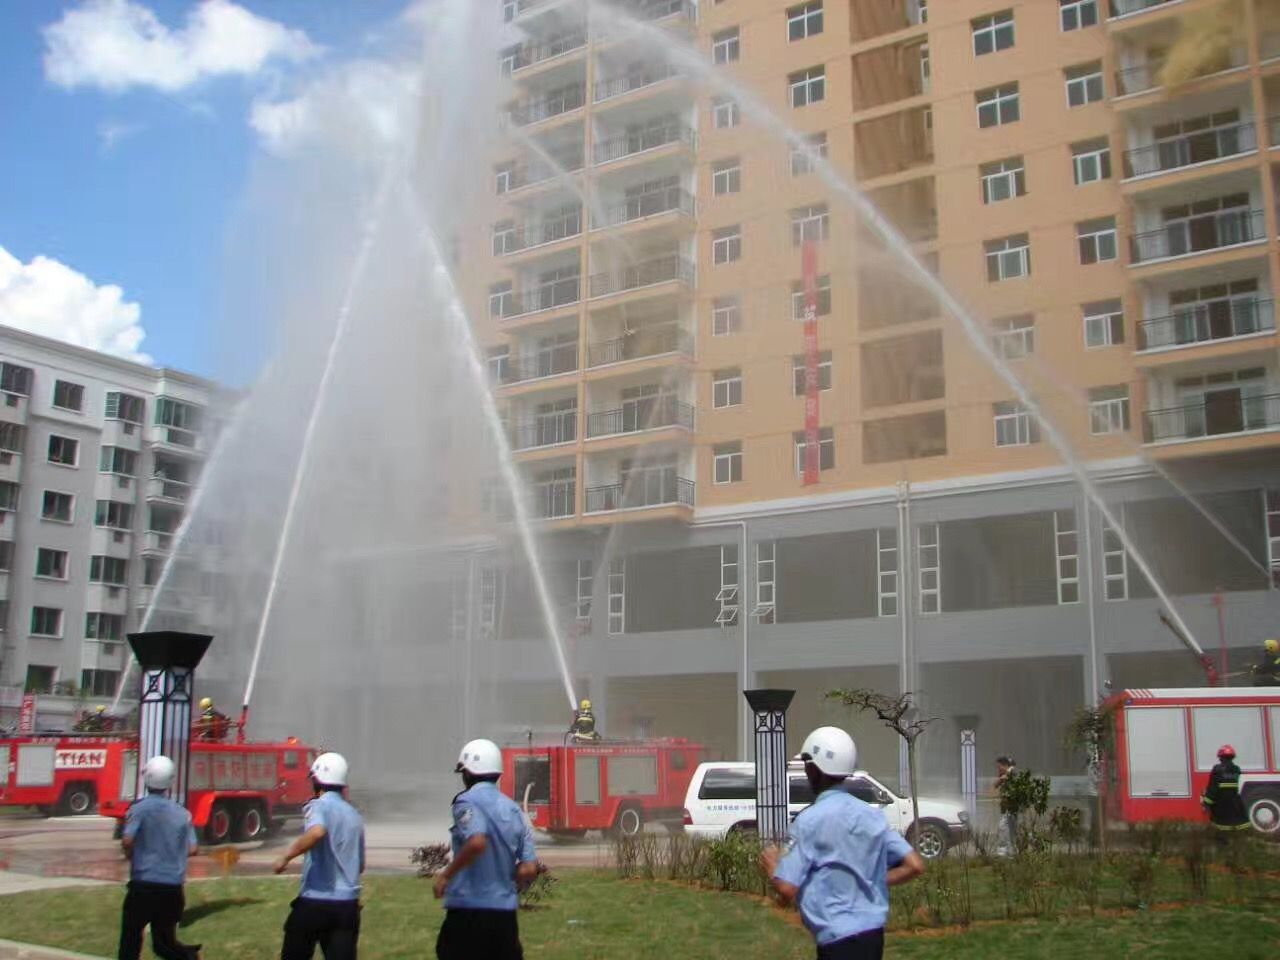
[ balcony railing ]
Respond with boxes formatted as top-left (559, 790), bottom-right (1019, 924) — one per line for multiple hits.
top-left (512, 0), bottom-right (576, 19)
top-left (146, 476), bottom-right (192, 502)
top-left (1123, 121), bottom-right (1256, 178)
top-left (594, 188), bottom-right (695, 229)
top-left (502, 342), bottom-right (579, 383)
top-left (493, 209), bottom-right (583, 255)
top-left (593, 124), bottom-right (696, 165)
top-left (1138, 298), bottom-right (1275, 351)
top-left (532, 480), bottom-right (576, 519)
top-left (1129, 208), bottom-right (1264, 264)
top-left (508, 30), bottom-right (587, 73)
top-left (589, 254), bottom-right (695, 298)
top-left (1111, 0), bottom-right (1177, 16)
top-left (1144, 393), bottom-right (1280, 443)
top-left (510, 411), bottom-right (578, 450)
top-left (507, 83), bottom-right (586, 126)
top-left (587, 325), bottom-right (692, 366)
top-left (499, 149), bottom-right (585, 194)
top-left (1115, 47), bottom-right (1246, 97)
top-left (594, 64), bottom-right (681, 104)
top-left (493, 277), bottom-right (581, 319)
top-left (585, 474), bottom-right (694, 512)
top-left (586, 396), bottom-right (695, 438)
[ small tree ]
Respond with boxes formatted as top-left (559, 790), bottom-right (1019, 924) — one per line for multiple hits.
top-left (825, 688), bottom-right (935, 849)
top-left (1064, 704), bottom-right (1115, 854)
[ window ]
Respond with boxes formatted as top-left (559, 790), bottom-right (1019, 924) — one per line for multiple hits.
top-left (35, 548), bottom-right (68, 580)
top-left (790, 274), bottom-right (832, 319)
top-left (789, 66), bottom-right (825, 108)
top-left (494, 163), bottom-right (514, 195)
top-left (1072, 138), bottom-right (1112, 184)
top-left (976, 84), bottom-right (1019, 128)
top-left (0, 421), bottom-right (22, 453)
top-left (1089, 385), bottom-right (1131, 435)
top-left (25, 664), bottom-right (56, 693)
top-left (877, 529), bottom-right (899, 617)
top-left (41, 491), bottom-right (73, 522)
top-left (491, 220), bottom-right (516, 256)
top-left (575, 559), bottom-right (593, 623)
top-left (914, 0), bottom-right (928, 24)
top-left (792, 351), bottom-right (833, 394)
top-left (155, 397), bottom-right (202, 433)
top-left (105, 391), bottom-right (144, 423)
top-left (81, 670), bottom-right (120, 697)
top-left (1065, 62), bottom-right (1104, 107)
top-left (1061, 0), bottom-right (1098, 31)
top-left (791, 204), bottom-right (829, 245)
top-left (713, 442), bottom-right (743, 484)
top-left (85, 612), bottom-right (124, 641)
top-left (1102, 519), bottom-right (1127, 601)
top-left (992, 315), bottom-right (1035, 359)
top-left (712, 96), bottom-right (740, 129)
top-left (0, 540), bottom-right (13, 571)
top-left (712, 27), bottom-right (740, 64)
top-left (487, 346), bottom-right (510, 382)
top-left (985, 234), bottom-right (1030, 281)
top-left (980, 157), bottom-right (1025, 204)
top-left (917, 523), bottom-right (940, 614)
top-left (1083, 299), bottom-right (1125, 348)
top-left (972, 11), bottom-right (1014, 56)
top-left (0, 362), bottom-right (33, 397)
top-left (713, 226), bottom-right (742, 265)
top-left (47, 435), bottom-right (78, 466)
top-left (993, 401), bottom-right (1039, 446)
top-left (788, 2), bottom-right (823, 41)
top-left (919, 43), bottom-right (930, 88)
top-left (488, 281), bottom-right (513, 319)
top-left (89, 555), bottom-right (128, 586)
top-left (754, 540), bottom-right (776, 623)
top-left (712, 368), bottom-right (743, 409)
top-left (99, 446), bottom-right (137, 476)
top-left (608, 558), bottom-right (625, 635)
top-left (31, 606), bottom-right (62, 637)
top-left (793, 426), bottom-right (835, 473)
top-left (0, 481), bottom-right (19, 512)
top-left (95, 500), bottom-right (133, 529)
top-left (712, 296), bottom-right (742, 336)
top-left (790, 132), bottom-right (828, 176)
top-left (712, 157), bottom-right (741, 195)
top-left (1077, 217), bottom-right (1118, 265)
top-left (52, 380), bottom-right (83, 412)
top-left (1054, 510), bottom-right (1080, 604)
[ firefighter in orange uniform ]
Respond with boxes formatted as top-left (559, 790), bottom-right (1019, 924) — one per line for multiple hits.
top-left (1201, 744), bottom-right (1249, 843)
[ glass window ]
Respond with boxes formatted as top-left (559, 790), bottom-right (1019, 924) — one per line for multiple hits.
top-left (788, 2), bottom-right (823, 41)
top-left (1065, 62), bottom-right (1105, 107)
top-left (47, 435), bottom-right (78, 466)
top-left (698, 768), bottom-right (756, 800)
top-left (712, 97), bottom-right (740, 129)
top-left (575, 755), bottom-right (600, 805)
top-left (980, 156), bottom-right (1025, 204)
top-left (712, 27), bottom-right (740, 65)
top-left (1072, 138), bottom-right (1112, 184)
top-left (992, 315), bottom-right (1035, 359)
top-left (41, 491), bottom-right (73, 522)
top-left (1192, 707), bottom-right (1267, 771)
top-left (1083, 299), bottom-right (1125, 348)
top-left (713, 442), bottom-right (743, 484)
top-left (1077, 217), bottom-right (1118, 264)
top-left (52, 380), bottom-right (84, 412)
top-left (712, 157), bottom-right (741, 195)
top-left (30, 606), bottom-right (62, 637)
top-left (790, 132), bottom-right (828, 176)
top-left (984, 234), bottom-right (1030, 281)
top-left (713, 226), bottom-right (742, 265)
top-left (712, 369), bottom-right (743, 409)
top-left (712, 296), bottom-right (742, 336)
top-left (35, 548), bottom-right (67, 580)
top-left (1088, 385), bottom-right (1131, 435)
top-left (972, 11), bottom-right (1015, 56)
top-left (789, 66), bottom-right (825, 108)
top-left (976, 84), bottom-right (1019, 128)
top-left (790, 275), bottom-right (832, 319)
top-left (792, 351), bottom-right (833, 394)
top-left (791, 204), bottom-right (829, 245)
top-left (793, 426), bottom-right (835, 473)
top-left (1126, 707), bottom-right (1190, 797)
top-left (1060, 0), bottom-right (1098, 31)
top-left (993, 401), bottom-right (1039, 446)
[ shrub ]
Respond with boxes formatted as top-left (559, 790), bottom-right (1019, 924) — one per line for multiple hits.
top-left (1049, 806), bottom-right (1084, 850)
top-left (519, 861), bottom-right (557, 909)
top-left (705, 831), bottom-right (766, 894)
top-left (409, 842), bottom-right (450, 878)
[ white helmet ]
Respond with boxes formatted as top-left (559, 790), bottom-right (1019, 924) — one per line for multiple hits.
top-left (455, 738), bottom-right (503, 777)
top-left (310, 752), bottom-right (349, 788)
top-left (143, 755), bottom-right (176, 791)
top-left (800, 726), bottom-right (857, 778)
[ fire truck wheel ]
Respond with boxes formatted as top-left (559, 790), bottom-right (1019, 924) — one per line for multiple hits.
top-left (59, 784), bottom-right (95, 816)
top-left (235, 803), bottom-right (267, 842)
top-left (1247, 794), bottom-right (1280, 837)
top-left (205, 802), bottom-right (233, 845)
top-left (613, 806), bottom-right (643, 838)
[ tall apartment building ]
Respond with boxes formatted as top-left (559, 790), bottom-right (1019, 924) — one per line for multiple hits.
top-left (456, 0), bottom-right (1280, 786)
top-left (0, 326), bottom-right (218, 731)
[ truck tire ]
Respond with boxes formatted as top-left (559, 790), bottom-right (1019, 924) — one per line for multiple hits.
top-left (235, 802), bottom-right (267, 842)
top-left (1247, 793), bottom-right (1280, 837)
top-left (908, 820), bottom-right (949, 860)
top-left (59, 783), bottom-right (95, 816)
top-left (205, 801), bottom-right (233, 845)
top-left (613, 806), bottom-right (643, 838)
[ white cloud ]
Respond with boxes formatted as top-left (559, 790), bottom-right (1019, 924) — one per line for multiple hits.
top-left (0, 247), bottom-right (151, 364)
top-left (97, 119), bottom-right (145, 153)
top-left (43, 0), bottom-right (316, 94)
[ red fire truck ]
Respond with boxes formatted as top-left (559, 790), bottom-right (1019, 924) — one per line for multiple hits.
top-left (502, 739), bottom-right (704, 838)
top-left (0, 734), bottom-right (121, 816)
top-left (1101, 687), bottom-right (1280, 836)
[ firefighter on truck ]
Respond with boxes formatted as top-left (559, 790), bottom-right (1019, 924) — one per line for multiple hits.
top-left (194, 698), bottom-right (231, 742)
top-left (73, 705), bottom-right (110, 733)
top-left (1250, 638), bottom-right (1280, 686)
top-left (568, 699), bottom-right (600, 741)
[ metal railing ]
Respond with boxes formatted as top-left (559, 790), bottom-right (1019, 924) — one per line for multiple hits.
top-left (493, 277), bottom-right (581, 319)
top-left (502, 342), bottom-right (579, 383)
top-left (1144, 393), bottom-right (1280, 443)
top-left (585, 474), bottom-right (694, 513)
top-left (1123, 121), bottom-right (1256, 178)
top-left (588, 325), bottom-right (693, 366)
top-left (593, 124), bottom-right (696, 165)
top-left (532, 480), bottom-right (576, 519)
top-left (628, 0), bottom-right (697, 22)
top-left (1115, 47), bottom-right (1246, 97)
top-left (510, 411), bottom-right (578, 450)
top-left (493, 209), bottom-right (583, 255)
top-left (146, 476), bottom-right (191, 502)
top-left (513, 0), bottom-right (576, 18)
top-left (586, 396), bottom-right (695, 438)
top-left (1111, 0), bottom-right (1177, 16)
top-left (509, 30), bottom-right (587, 73)
top-left (507, 83), bottom-right (586, 126)
top-left (594, 188), bottom-right (695, 229)
top-left (1129, 209), bottom-right (1264, 264)
top-left (594, 64), bottom-right (681, 103)
top-left (1138, 298), bottom-right (1274, 351)
top-left (589, 254), bottom-right (695, 298)
top-left (499, 149), bottom-right (585, 194)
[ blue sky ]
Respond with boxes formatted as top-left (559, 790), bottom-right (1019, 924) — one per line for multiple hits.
top-left (0, 0), bottom-right (411, 381)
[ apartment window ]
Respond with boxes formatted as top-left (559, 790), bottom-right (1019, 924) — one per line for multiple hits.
top-left (575, 560), bottom-right (593, 623)
top-left (105, 391), bottom-right (144, 424)
top-left (0, 540), bottom-right (13, 572)
top-left (790, 274), bottom-right (833, 319)
top-left (607, 558), bottom-right (625, 635)
top-left (1102, 519), bottom-right (1128, 601)
top-left (143, 556), bottom-right (162, 586)
top-left (41, 490), bottom-right (73, 522)
top-left (792, 351), bottom-right (833, 394)
top-left (95, 500), bottom-right (133, 530)
top-left (920, 43), bottom-right (930, 87)
top-left (717, 545), bottom-right (739, 625)
top-left (0, 362), bottom-right (33, 397)
top-left (793, 426), bottom-right (835, 474)
top-left (712, 368), bottom-right (744, 409)
top-left (713, 226), bottom-right (742, 265)
top-left (1054, 510), bottom-right (1081, 604)
top-left (0, 421), bottom-right (24, 453)
top-left (1065, 62), bottom-right (1104, 107)
top-left (86, 611), bottom-right (125, 641)
top-left (789, 66), bottom-right (826, 108)
top-left (790, 132), bottom-right (828, 176)
top-left (89, 555), bottom-right (128, 586)
top-left (487, 345), bottom-right (510, 382)
top-left (972, 11), bottom-right (1014, 56)
top-left (155, 397), bottom-right (202, 434)
top-left (713, 442), bottom-right (743, 484)
top-left (52, 380), bottom-right (84, 412)
top-left (992, 315), bottom-right (1035, 359)
top-left (0, 481), bottom-right (19, 512)
top-left (788, 2), bottom-right (823, 41)
top-left (1089, 385), bottom-right (1131, 435)
top-left (1077, 217), bottom-right (1118, 265)
top-left (985, 234), bottom-right (1030, 281)
top-left (915, 0), bottom-right (928, 24)
top-left (492, 220), bottom-right (516, 256)
top-left (712, 96), bottom-right (740, 129)
top-left (712, 157), bottom-right (741, 195)
top-left (25, 664), bottom-right (56, 693)
top-left (81, 670), bottom-right (120, 697)
top-left (1267, 490), bottom-right (1280, 587)
top-left (494, 163), bottom-right (514, 195)
top-left (1083, 298), bottom-right (1125, 348)
top-left (489, 281), bottom-right (513, 318)
top-left (980, 157), bottom-right (1025, 204)
top-left (976, 84), bottom-right (1019, 128)
top-left (993, 401), bottom-right (1040, 446)
top-left (712, 27), bottom-right (740, 64)
top-left (917, 523), bottom-right (940, 615)
top-left (47, 434), bottom-right (78, 466)
top-left (1061, 0), bottom-right (1098, 31)
top-left (31, 606), bottom-right (62, 637)
top-left (36, 548), bottom-right (68, 580)
top-left (754, 541), bottom-right (776, 623)
top-left (791, 204), bottom-right (829, 245)
top-left (877, 529), bottom-right (899, 617)
top-left (712, 296), bottom-right (742, 336)
top-left (99, 446), bottom-right (137, 476)
top-left (1072, 138), bottom-right (1112, 184)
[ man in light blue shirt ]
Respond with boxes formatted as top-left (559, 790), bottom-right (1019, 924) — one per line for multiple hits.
top-left (433, 738), bottom-right (538, 960)
top-left (274, 752), bottom-right (365, 960)
top-left (763, 727), bottom-right (925, 960)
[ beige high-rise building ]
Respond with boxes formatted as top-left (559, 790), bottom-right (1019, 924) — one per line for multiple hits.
top-left (456, 0), bottom-right (1280, 788)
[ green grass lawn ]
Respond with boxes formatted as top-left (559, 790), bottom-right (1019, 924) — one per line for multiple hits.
top-left (0, 872), bottom-right (1276, 960)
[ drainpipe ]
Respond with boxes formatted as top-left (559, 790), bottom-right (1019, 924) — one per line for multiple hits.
top-left (1081, 497), bottom-right (1101, 702)
top-left (897, 481), bottom-right (913, 792)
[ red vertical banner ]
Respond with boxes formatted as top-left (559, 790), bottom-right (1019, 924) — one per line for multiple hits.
top-left (18, 693), bottom-right (36, 734)
top-left (801, 239), bottom-right (821, 485)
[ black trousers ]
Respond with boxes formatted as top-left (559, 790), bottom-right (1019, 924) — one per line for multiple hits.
top-left (817, 928), bottom-right (885, 960)
top-left (280, 897), bottom-right (361, 960)
top-left (118, 881), bottom-right (201, 960)
top-left (436, 908), bottom-right (523, 960)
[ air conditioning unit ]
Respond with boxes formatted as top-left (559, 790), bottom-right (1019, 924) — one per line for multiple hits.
top-left (123, 422), bottom-right (135, 435)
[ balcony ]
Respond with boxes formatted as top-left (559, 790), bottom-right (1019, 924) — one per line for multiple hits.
top-left (510, 410), bottom-right (578, 451)
top-left (494, 276), bottom-right (581, 320)
top-left (1123, 121), bottom-right (1256, 179)
top-left (0, 450), bottom-right (19, 484)
top-left (507, 82), bottom-right (585, 127)
top-left (145, 475), bottom-right (193, 504)
top-left (86, 583), bottom-right (129, 614)
top-left (587, 325), bottom-right (692, 367)
top-left (1145, 393), bottom-right (1280, 443)
top-left (511, 0), bottom-right (581, 23)
top-left (493, 208), bottom-right (583, 257)
top-left (141, 530), bottom-right (175, 554)
top-left (102, 418), bottom-right (143, 449)
top-left (531, 478), bottom-right (576, 520)
top-left (1110, 0), bottom-right (1178, 17)
top-left (588, 255), bottom-right (694, 299)
top-left (1115, 48), bottom-right (1246, 98)
top-left (586, 395), bottom-right (694, 438)
top-left (498, 148), bottom-right (585, 195)
top-left (501, 342), bottom-right (579, 384)
top-left (593, 64), bottom-right (681, 105)
top-left (593, 123), bottom-right (696, 166)
top-left (585, 474), bottom-right (694, 513)
top-left (593, 188), bottom-right (695, 231)
top-left (0, 392), bottom-right (29, 422)
top-left (507, 29), bottom-right (587, 74)
top-left (90, 526), bottom-right (132, 557)
top-left (1138, 297), bottom-right (1275, 351)
top-left (1129, 208), bottom-right (1264, 264)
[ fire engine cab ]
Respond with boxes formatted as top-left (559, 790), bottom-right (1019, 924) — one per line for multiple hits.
top-left (1101, 687), bottom-right (1280, 836)
top-left (0, 734), bottom-right (118, 816)
top-left (502, 739), bottom-right (704, 838)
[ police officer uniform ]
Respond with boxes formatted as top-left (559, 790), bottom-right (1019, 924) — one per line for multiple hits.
top-left (280, 787), bottom-right (365, 960)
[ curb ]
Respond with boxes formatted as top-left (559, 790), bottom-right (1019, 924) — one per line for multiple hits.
top-left (0, 939), bottom-right (109, 960)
